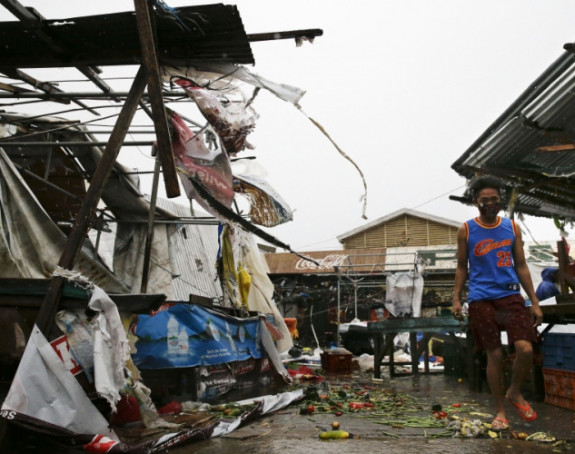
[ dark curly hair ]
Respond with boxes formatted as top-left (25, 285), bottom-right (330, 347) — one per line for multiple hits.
top-left (469, 175), bottom-right (505, 202)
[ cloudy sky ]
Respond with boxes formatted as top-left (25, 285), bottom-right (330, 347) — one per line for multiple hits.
top-left (3, 1), bottom-right (575, 252)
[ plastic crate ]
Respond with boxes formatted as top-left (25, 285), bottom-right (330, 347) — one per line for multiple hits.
top-left (321, 351), bottom-right (352, 373)
top-left (542, 368), bottom-right (575, 411)
top-left (543, 333), bottom-right (575, 371)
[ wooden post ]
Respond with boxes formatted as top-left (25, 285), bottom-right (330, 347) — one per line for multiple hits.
top-left (557, 239), bottom-right (570, 296)
top-left (133, 0), bottom-right (180, 199)
top-left (140, 154), bottom-right (162, 293)
top-left (36, 67), bottom-right (148, 338)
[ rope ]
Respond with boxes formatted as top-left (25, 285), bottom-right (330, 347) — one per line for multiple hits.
top-left (52, 266), bottom-right (94, 292)
top-left (297, 106), bottom-right (368, 220)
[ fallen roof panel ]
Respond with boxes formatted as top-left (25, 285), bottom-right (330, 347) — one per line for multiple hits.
top-left (0, 3), bottom-right (254, 68)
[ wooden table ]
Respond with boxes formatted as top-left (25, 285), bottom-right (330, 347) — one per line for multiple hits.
top-left (367, 316), bottom-right (469, 380)
top-left (366, 303), bottom-right (575, 393)
top-left (540, 302), bottom-right (575, 330)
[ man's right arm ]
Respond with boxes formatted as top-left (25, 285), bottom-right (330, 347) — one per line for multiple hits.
top-left (452, 224), bottom-right (468, 318)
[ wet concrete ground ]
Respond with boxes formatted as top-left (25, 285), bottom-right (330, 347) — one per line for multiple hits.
top-left (2, 367), bottom-right (575, 453)
top-left (179, 370), bottom-right (575, 454)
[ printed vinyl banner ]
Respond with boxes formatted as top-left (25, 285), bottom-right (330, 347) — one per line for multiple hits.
top-left (132, 303), bottom-right (262, 369)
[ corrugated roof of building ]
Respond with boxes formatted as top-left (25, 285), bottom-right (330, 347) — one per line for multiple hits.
top-left (264, 247), bottom-right (388, 275)
top-left (336, 208), bottom-right (461, 242)
top-left (264, 241), bottom-right (560, 276)
top-left (451, 44), bottom-right (575, 220)
top-left (0, 4), bottom-right (254, 68)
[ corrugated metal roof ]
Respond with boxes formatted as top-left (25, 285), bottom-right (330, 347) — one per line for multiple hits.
top-left (265, 242), bottom-right (559, 276)
top-left (0, 4), bottom-right (254, 68)
top-left (337, 208), bottom-right (461, 242)
top-left (265, 248), bottom-right (388, 275)
top-left (451, 46), bottom-right (575, 220)
top-left (154, 199), bottom-right (223, 301)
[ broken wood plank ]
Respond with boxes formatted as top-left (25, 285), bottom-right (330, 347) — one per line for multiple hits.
top-left (134, 0), bottom-right (180, 199)
top-left (36, 66), bottom-right (148, 338)
top-left (0, 5), bottom-right (254, 68)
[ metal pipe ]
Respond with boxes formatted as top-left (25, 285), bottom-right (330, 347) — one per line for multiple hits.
top-left (335, 266), bottom-right (341, 347)
top-left (111, 218), bottom-right (225, 225)
top-left (0, 90), bottom-right (186, 99)
top-left (0, 141), bottom-right (155, 146)
top-left (247, 29), bottom-right (323, 42)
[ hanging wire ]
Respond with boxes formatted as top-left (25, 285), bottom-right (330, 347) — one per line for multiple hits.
top-left (149, 0), bottom-right (207, 33)
top-left (411, 184), bottom-right (467, 210)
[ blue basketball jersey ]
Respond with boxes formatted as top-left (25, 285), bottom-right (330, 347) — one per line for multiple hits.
top-left (466, 217), bottom-right (521, 302)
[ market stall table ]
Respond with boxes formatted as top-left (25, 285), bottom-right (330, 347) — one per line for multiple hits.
top-left (367, 316), bottom-right (469, 380)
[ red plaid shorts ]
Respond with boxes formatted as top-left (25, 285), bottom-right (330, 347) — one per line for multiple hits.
top-left (468, 294), bottom-right (539, 351)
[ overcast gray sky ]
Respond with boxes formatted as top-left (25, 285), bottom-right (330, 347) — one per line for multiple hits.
top-left (2, 1), bottom-right (575, 251)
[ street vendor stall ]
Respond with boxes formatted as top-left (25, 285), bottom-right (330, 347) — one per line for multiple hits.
top-left (0, 1), bottom-right (324, 452)
top-left (367, 316), bottom-right (468, 379)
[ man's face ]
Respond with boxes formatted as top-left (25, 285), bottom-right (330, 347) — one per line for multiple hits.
top-left (476, 188), bottom-right (501, 218)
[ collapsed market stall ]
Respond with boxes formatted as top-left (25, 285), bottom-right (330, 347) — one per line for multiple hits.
top-left (0, 1), bottom-right (331, 451)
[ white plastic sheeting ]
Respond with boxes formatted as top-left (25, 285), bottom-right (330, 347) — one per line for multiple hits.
top-left (88, 286), bottom-right (131, 411)
top-left (235, 229), bottom-right (293, 353)
top-left (113, 222), bottom-right (176, 299)
top-left (1, 325), bottom-right (119, 440)
top-left (0, 147), bottom-right (128, 293)
top-left (385, 272), bottom-right (424, 317)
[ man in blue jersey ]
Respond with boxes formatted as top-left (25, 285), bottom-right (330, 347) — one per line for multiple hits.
top-left (452, 175), bottom-right (543, 430)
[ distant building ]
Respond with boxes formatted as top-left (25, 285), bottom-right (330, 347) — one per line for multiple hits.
top-left (263, 209), bottom-right (562, 348)
top-left (336, 208), bottom-right (460, 250)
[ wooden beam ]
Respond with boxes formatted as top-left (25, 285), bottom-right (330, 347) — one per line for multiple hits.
top-left (76, 65), bottom-right (122, 103)
top-left (557, 239), bottom-right (575, 295)
top-left (247, 28), bottom-right (323, 42)
top-left (36, 66), bottom-right (148, 338)
top-left (133, 0), bottom-right (180, 199)
top-left (0, 81), bottom-right (36, 94)
top-left (0, 67), bottom-right (71, 105)
top-left (0, 5), bottom-right (255, 68)
top-left (140, 155), bottom-right (162, 294)
top-left (0, 0), bottom-right (101, 115)
top-left (0, 0), bottom-right (65, 52)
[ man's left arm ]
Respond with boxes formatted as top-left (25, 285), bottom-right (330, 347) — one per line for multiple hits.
top-left (513, 227), bottom-right (544, 325)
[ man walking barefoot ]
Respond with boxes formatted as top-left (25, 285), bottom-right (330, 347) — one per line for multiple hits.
top-left (452, 176), bottom-right (543, 430)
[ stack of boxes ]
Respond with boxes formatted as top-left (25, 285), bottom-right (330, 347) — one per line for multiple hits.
top-left (542, 333), bottom-right (575, 410)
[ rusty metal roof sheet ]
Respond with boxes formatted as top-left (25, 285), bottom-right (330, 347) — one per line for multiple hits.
top-left (0, 4), bottom-right (254, 68)
top-left (451, 45), bottom-right (575, 220)
top-left (264, 247), bottom-right (390, 275)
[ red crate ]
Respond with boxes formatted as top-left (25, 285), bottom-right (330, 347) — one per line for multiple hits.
top-left (542, 368), bottom-right (575, 411)
top-left (321, 351), bottom-right (352, 373)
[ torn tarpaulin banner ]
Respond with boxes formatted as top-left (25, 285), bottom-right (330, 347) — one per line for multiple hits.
top-left (132, 303), bottom-right (263, 369)
top-left (169, 110), bottom-right (235, 217)
top-left (1, 325), bottom-right (118, 441)
top-left (234, 172), bottom-right (293, 227)
top-left (1, 332), bottom-right (302, 454)
top-left (1, 293), bottom-right (301, 452)
top-left (163, 64), bottom-right (306, 106)
top-left (175, 82), bottom-right (257, 155)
